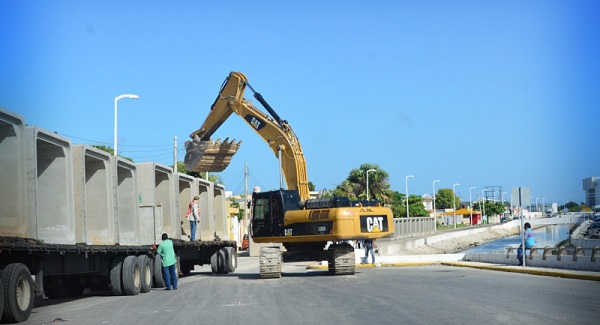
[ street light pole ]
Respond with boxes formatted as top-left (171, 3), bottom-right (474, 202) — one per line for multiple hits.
top-left (114, 94), bottom-right (139, 157)
top-left (405, 175), bottom-right (414, 218)
top-left (542, 197), bottom-right (546, 216)
top-left (366, 169), bottom-right (376, 201)
top-left (453, 183), bottom-right (460, 228)
top-left (481, 189), bottom-right (486, 223)
top-left (469, 186), bottom-right (476, 226)
top-left (433, 179), bottom-right (440, 230)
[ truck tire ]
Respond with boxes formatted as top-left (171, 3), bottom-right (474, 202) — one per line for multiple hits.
top-left (210, 251), bottom-right (224, 274)
top-left (122, 256), bottom-right (141, 295)
top-left (0, 278), bottom-right (4, 321)
top-left (138, 255), bottom-right (152, 293)
top-left (1, 263), bottom-right (34, 323)
top-left (153, 255), bottom-right (166, 288)
top-left (109, 255), bottom-right (125, 296)
top-left (224, 247), bottom-right (237, 273)
top-left (180, 262), bottom-right (192, 276)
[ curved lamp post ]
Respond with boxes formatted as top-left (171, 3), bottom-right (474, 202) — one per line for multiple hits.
top-left (453, 183), bottom-right (460, 228)
top-left (405, 175), bottom-right (414, 218)
top-left (433, 179), bottom-right (440, 230)
top-left (469, 186), bottom-right (476, 226)
top-left (114, 94), bottom-right (139, 156)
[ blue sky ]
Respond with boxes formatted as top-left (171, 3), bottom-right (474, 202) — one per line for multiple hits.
top-left (1, 1), bottom-right (598, 206)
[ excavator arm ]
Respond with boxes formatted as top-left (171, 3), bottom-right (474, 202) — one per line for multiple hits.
top-left (185, 72), bottom-right (310, 201)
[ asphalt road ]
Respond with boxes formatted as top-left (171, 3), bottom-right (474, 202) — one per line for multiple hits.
top-left (20, 255), bottom-right (599, 325)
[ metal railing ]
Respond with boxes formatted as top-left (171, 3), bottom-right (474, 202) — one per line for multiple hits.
top-left (506, 246), bottom-right (600, 262)
top-left (393, 217), bottom-right (436, 240)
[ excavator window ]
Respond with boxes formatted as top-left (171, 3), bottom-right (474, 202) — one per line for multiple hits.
top-left (253, 198), bottom-right (270, 221)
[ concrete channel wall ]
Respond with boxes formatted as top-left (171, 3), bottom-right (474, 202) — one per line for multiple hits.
top-left (26, 126), bottom-right (76, 244)
top-left (0, 108), bottom-right (27, 238)
top-left (113, 157), bottom-right (140, 245)
top-left (73, 145), bottom-right (116, 245)
top-left (0, 107), bottom-right (229, 247)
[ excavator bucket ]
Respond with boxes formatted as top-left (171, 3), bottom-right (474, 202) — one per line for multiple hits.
top-left (184, 138), bottom-right (242, 173)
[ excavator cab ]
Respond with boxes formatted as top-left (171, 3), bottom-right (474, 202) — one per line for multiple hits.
top-left (251, 189), bottom-right (301, 238)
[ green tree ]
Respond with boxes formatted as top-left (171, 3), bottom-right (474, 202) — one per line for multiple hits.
top-left (473, 201), bottom-right (506, 216)
top-left (308, 181), bottom-right (316, 191)
top-left (559, 201), bottom-right (581, 212)
top-left (407, 194), bottom-right (430, 217)
top-left (435, 188), bottom-right (460, 209)
top-left (229, 197), bottom-right (244, 221)
top-left (92, 145), bottom-right (133, 162)
top-left (477, 201), bottom-right (504, 215)
top-left (333, 164), bottom-right (390, 201)
top-left (385, 189), bottom-right (405, 217)
top-left (171, 161), bottom-right (223, 184)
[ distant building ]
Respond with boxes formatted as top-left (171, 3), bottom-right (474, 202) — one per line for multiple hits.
top-left (583, 177), bottom-right (600, 210)
top-left (422, 193), bottom-right (434, 211)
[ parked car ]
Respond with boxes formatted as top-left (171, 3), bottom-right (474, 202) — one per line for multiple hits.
top-left (500, 217), bottom-right (507, 223)
top-left (241, 234), bottom-right (249, 250)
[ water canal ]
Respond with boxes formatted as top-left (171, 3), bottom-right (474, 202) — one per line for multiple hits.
top-left (460, 223), bottom-right (572, 254)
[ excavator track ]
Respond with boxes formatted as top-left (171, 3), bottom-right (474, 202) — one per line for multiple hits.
top-left (259, 247), bottom-right (282, 279)
top-left (327, 244), bottom-right (356, 275)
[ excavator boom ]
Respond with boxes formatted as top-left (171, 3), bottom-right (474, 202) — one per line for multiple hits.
top-left (186, 72), bottom-right (310, 200)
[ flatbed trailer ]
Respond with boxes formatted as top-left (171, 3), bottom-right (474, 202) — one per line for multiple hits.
top-left (0, 237), bottom-right (237, 323)
top-left (0, 107), bottom-right (238, 323)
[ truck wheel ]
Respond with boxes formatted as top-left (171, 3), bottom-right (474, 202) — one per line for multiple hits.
top-left (210, 250), bottom-right (228, 274)
top-left (224, 247), bottom-right (237, 273)
top-left (180, 261), bottom-right (192, 276)
top-left (1, 263), bottom-right (34, 323)
top-left (153, 255), bottom-right (166, 288)
top-left (210, 251), bottom-right (218, 274)
top-left (122, 256), bottom-right (141, 295)
top-left (109, 256), bottom-right (125, 296)
top-left (138, 255), bottom-right (152, 293)
top-left (0, 278), bottom-right (4, 321)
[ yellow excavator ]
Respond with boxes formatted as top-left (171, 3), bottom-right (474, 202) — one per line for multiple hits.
top-left (185, 72), bottom-right (394, 277)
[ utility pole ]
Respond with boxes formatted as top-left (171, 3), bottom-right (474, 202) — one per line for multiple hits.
top-left (173, 136), bottom-right (177, 173)
top-left (244, 161), bottom-right (249, 236)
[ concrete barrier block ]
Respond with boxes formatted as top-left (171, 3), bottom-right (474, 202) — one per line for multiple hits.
top-left (196, 178), bottom-right (213, 241)
top-left (112, 157), bottom-right (140, 245)
top-left (176, 173), bottom-right (195, 240)
top-left (136, 162), bottom-right (179, 239)
top-left (25, 126), bottom-right (76, 244)
top-left (73, 145), bottom-right (116, 245)
top-left (213, 183), bottom-right (227, 241)
top-left (0, 108), bottom-right (28, 238)
top-left (592, 247), bottom-right (600, 262)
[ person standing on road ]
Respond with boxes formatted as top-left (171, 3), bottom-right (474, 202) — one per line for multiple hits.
top-left (517, 222), bottom-right (535, 266)
top-left (187, 195), bottom-right (200, 241)
top-left (156, 233), bottom-right (178, 290)
top-left (363, 238), bottom-right (375, 264)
